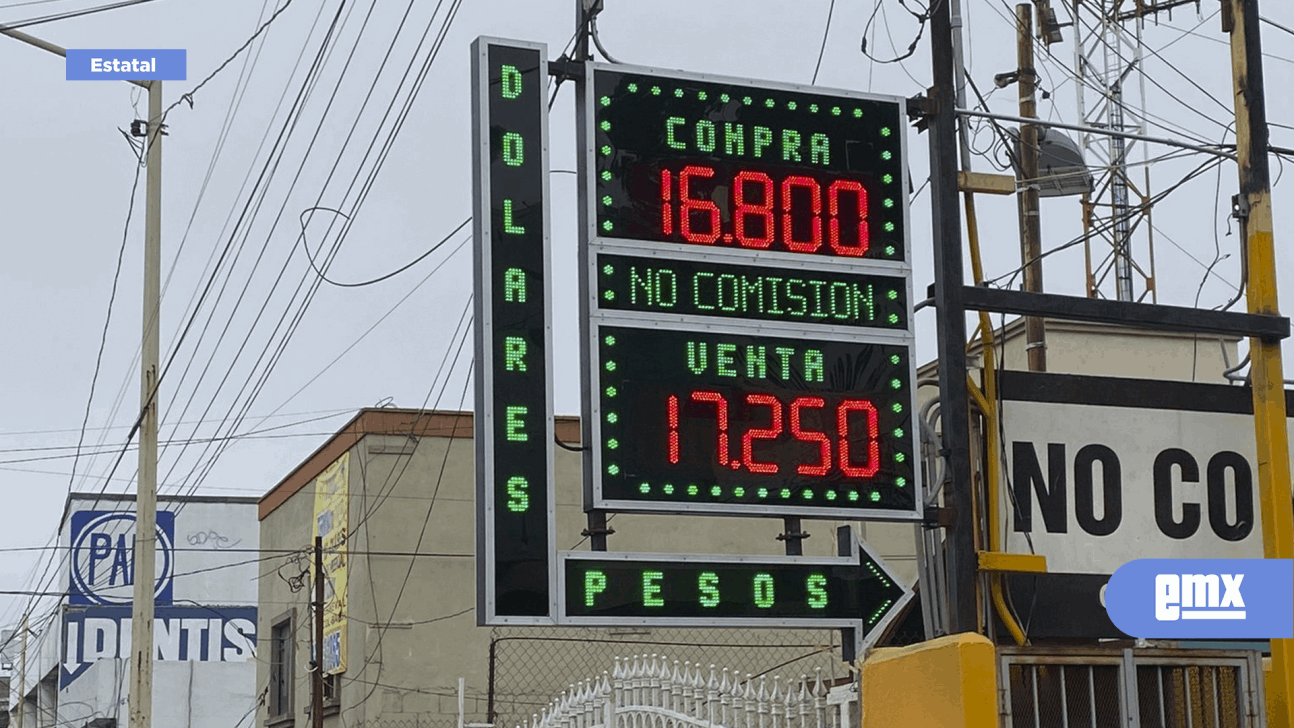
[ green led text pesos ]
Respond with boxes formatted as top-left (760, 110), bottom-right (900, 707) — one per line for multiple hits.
top-left (582, 569), bottom-right (830, 609)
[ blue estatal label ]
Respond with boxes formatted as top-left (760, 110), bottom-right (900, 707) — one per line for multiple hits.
top-left (1105, 558), bottom-right (1294, 639)
top-left (66, 49), bottom-right (186, 80)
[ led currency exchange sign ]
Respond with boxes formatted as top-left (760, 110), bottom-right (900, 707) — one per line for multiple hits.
top-left (473, 37), bottom-right (555, 624)
top-left (559, 526), bottom-right (910, 646)
top-left (595, 325), bottom-right (915, 513)
top-left (592, 70), bottom-right (907, 260)
top-left (580, 63), bottom-right (918, 520)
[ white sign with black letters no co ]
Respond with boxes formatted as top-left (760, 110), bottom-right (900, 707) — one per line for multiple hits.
top-left (997, 372), bottom-right (1288, 574)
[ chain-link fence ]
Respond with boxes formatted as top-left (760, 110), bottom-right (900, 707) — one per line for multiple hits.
top-left (486, 627), bottom-right (853, 728)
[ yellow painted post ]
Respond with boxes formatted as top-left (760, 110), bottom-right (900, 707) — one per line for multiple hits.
top-left (861, 633), bottom-right (998, 728)
top-left (1227, 3), bottom-right (1294, 728)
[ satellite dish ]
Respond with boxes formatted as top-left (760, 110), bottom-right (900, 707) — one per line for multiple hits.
top-left (1009, 127), bottom-right (1093, 198)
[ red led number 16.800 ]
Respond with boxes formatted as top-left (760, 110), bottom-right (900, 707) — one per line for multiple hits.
top-left (660, 165), bottom-right (871, 256)
top-left (667, 391), bottom-right (881, 478)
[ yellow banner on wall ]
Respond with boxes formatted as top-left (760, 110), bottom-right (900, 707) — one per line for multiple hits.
top-left (313, 451), bottom-right (349, 674)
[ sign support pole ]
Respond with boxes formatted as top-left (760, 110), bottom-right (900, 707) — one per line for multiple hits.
top-left (1227, 2), bottom-right (1294, 727)
top-left (573, 0), bottom-right (611, 553)
top-left (927, 0), bottom-right (981, 635)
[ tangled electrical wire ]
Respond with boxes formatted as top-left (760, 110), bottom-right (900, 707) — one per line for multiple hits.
top-left (861, 0), bottom-right (945, 64)
top-left (278, 548), bottom-right (312, 593)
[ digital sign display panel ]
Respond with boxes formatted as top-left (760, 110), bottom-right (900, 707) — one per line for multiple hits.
top-left (592, 324), bottom-right (916, 517)
top-left (596, 252), bottom-right (908, 330)
top-left (472, 38), bottom-right (554, 624)
top-left (564, 557), bottom-right (903, 624)
top-left (591, 68), bottom-right (906, 261)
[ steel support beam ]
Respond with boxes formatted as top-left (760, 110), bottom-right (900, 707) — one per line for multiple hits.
top-left (961, 286), bottom-right (1289, 341)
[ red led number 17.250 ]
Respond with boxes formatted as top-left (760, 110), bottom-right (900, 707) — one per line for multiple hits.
top-left (668, 391), bottom-right (880, 478)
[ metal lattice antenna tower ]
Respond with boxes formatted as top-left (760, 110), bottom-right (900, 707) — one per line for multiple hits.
top-left (1068, 0), bottom-right (1191, 303)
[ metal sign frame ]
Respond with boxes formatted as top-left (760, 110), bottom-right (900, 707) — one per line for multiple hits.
top-left (577, 61), bottom-right (914, 271)
top-left (472, 36), bottom-right (557, 625)
top-left (576, 60), bottom-right (919, 522)
top-left (583, 316), bottom-right (921, 520)
top-left (588, 239), bottom-right (916, 337)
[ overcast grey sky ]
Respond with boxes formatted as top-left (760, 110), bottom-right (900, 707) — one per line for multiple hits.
top-left (1, 0), bottom-right (1291, 628)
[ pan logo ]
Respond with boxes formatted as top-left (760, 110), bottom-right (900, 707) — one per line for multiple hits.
top-left (1104, 558), bottom-right (1291, 639)
top-left (69, 510), bottom-right (175, 606)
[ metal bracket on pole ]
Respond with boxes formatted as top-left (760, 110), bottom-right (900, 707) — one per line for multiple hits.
top-left (547, 58), bottom-right (585, 81)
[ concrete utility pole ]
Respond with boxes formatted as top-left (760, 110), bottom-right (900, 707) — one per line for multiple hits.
top-left (1015, 3), bottom-right (1046, 372)
top-left (0, 26), bottom-right (162, 728)
top-left (128, 77), bottom-right (163, 728)
top-left (16, 614), bottom-right (27, 728)
top-left (1226, 2), bottom-right (1294, 727)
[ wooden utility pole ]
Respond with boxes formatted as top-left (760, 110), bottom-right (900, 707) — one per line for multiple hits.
top-left (1016, 3), bottom-right (1046, 372)
top-left (313, 536), bottom-right (325, 728)
top-left (1227, 2), bottom-right (1294, 727)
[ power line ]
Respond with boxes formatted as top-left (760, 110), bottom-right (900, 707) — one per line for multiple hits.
top-left (341, 326), bottom-right (473, 721)
top-left (0, 410), bottom-right (347, 456)
top-left (0, 544), bottom-right (473, 556)
top-left (1260, 14), bottom-right (1294, 38)
top-left (20, 112), bottom-right (144, 646)
top-left (0, 0), bottom-right (165, 29)
top-left (298, 213), bottom-right (470, 287)
top-left (0, 0), bottom-right (83, 10)
top-left (60, 0), bottom-right (336, 505)
top-left (139, 0), bottom-right (353, 505)
top-left (1155, 15), bottom-right (1294, 66)
top-left (0, 0), bottom-right (348, 639)
top-left (152, 0), bottom-right (418, 501)
top-left (810, 0), bottom-right (836, 85)
top-left (260, 236), bottom-right (469, 417)
top-left (157, 0), bottom-right (300, 121)
top-left (142, 0), bottom-right (352, 499)
top-left (985, 155), bottom-right (1225, 288)
top-left (861, 0), bottom-right (940, 65)
top-left (344, 296), bottom-right (473, 536)
top-left (163, 0), bottom-right (469, 511)
top-left (0, 142), bottom-right (149, 643)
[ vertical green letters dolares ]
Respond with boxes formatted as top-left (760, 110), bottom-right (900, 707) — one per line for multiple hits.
top-left (472, 38), bottom-right (552, 624)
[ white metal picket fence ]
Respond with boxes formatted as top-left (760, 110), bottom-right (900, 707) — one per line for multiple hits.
top-left (523, 654), bottom-right (855, 728)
